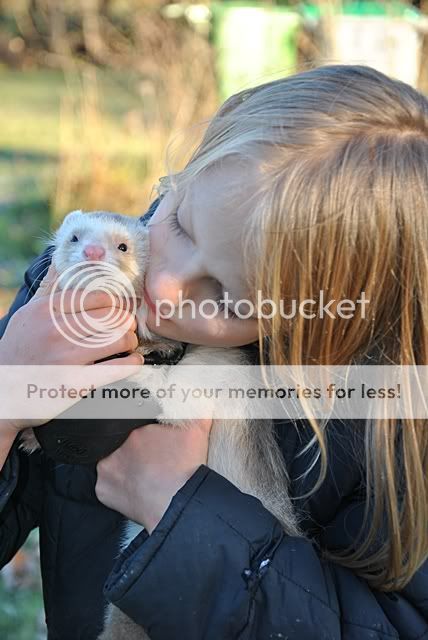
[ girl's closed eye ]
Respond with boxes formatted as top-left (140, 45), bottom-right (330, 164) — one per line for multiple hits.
top-left (168, 208), bottom-right (188, 239)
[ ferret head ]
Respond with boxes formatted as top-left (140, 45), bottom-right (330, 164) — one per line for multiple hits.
top-left (51, 209), bottom-right (186, 364)
top-left (52, 210), bottom-right (149, 291)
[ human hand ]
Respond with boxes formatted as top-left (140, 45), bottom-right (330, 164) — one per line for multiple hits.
top-left (0, 264), bottom-right (144, 436)
top-left (0, 264), bottom-right (140, 366)
top-left (95, 420), bottom-right (212, 533)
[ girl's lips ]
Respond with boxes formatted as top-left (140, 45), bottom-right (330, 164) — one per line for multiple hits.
top-left (143, 288), bottom-right (157, 314)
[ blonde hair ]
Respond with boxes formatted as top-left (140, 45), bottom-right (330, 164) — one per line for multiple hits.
top-left (162, 64), bottom-right (428, 591)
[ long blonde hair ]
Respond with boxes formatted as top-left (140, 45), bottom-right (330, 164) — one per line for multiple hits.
top-left (165, 65), bottom-right (428, 591)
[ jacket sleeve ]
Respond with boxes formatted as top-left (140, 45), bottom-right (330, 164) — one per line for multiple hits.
top-left (0, 441), bottom-right (43, 568)
top-left (0, 248), bottom-right (52, 568)
top-left (103, 465), bottom-right (428, 640)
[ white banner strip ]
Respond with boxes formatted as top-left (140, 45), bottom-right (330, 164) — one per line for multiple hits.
top-left (0, 365), bottom-right (427, 421)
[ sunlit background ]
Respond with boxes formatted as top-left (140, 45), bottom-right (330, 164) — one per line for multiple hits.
top-left (0, 1), bottom-right (427, 637)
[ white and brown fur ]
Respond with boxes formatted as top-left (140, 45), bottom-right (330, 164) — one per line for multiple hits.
top-left (21, 210), bottom-right (300, 640)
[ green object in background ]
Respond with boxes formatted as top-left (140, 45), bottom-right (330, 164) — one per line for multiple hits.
top-left (301, 1), bottom-right (422, 20)
top-left (211, 2), bottom-right (300, 100)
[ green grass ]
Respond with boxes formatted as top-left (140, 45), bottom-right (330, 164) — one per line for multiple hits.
top-left (0, 71), bottom-right (61, 286)
top-left (0, 531), bottom-right (46, 640)
top-left (0, 159), bottom-right (53, 286)
top-left (0, 68), bottom-right (147, 288)
top-left (0, 69), bottom-right (144, 150)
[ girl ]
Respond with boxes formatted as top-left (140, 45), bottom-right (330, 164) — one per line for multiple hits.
top-left (0, 64), bottom-right (427, 639)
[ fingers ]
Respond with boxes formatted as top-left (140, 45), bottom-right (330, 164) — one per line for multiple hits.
top-left (83, 352), bottom-right (145, 389)
top-left (85, 329), bottom-right (140, 364)
top-left (32, 264), bottom-right (58, 300)
top-left (97, 351), bottom-right (145, 367)
top-left (54, 327), bottom-right (139, 365)
top-left (56, 308), bottom-right (138, 338)
top-left (48, 288), bottom-right (138, 358)
top-left (25, 261), bottom-right (141, 367)
top-left (50, 289), bottom-right (137, 314)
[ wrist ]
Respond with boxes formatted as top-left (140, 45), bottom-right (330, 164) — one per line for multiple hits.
top-left (139, 466), bottom-right (199, 534)
top-left (0, 421), bottom-right (18, 453)
top-left (0, 420), bottom-right (19, 441)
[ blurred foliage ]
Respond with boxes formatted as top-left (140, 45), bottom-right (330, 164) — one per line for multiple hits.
top-left (0, 1), bottom-right (218, 289)
top-left (0, 0), bottom-right (218, 116)
top-left (0, 531), bottom-right (46, 640)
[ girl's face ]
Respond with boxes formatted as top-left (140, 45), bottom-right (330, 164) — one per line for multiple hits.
top-left (144, 161), bottom-right (260, 346)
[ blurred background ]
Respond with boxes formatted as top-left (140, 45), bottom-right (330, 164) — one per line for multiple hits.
top-left (0, 0), bottom-right (427, 637)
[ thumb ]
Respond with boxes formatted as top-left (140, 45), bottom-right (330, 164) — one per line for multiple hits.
top-left (32, 263), bottom-right (59, 300)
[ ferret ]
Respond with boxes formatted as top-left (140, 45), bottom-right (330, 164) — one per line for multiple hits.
top-left (22, 210), bottom-right (300, 640)
top-left (49, 208), bottom-right (182, 360)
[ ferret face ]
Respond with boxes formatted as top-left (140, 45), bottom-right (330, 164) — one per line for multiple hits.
top-left (52, 210), bottom-right (149, 291)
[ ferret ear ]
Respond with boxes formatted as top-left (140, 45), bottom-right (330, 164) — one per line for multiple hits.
top-left (53, 210), bottom-right (84, 236)
top-left (62, 210), bottom-right (84, 224)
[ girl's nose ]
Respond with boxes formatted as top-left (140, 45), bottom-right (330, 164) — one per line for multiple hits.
top-left (147, 251), bottom-right (206, 309)
top-left (83, 244), bottom-right (106, 260)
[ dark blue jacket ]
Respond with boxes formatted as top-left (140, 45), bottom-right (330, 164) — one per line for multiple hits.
top-left (0, 228), bottom-right (427, 639)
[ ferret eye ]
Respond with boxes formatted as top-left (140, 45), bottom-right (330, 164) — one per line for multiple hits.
top-left (118, 243), bottom-right (128, 252)
top-left (70, 235), bottom-right (79, 243)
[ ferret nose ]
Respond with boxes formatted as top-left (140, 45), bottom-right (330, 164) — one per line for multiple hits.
top-left (83, 244), bottom-right (106, 260)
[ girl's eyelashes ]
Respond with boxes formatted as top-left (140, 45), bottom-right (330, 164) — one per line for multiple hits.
top-left (166, 208), bottom-right (238, 320)
top-left (168, 208), bottom-right (188, 239)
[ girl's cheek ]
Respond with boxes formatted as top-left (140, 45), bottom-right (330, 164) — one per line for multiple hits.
top-left (148, 223), bottom-right (169, 257)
